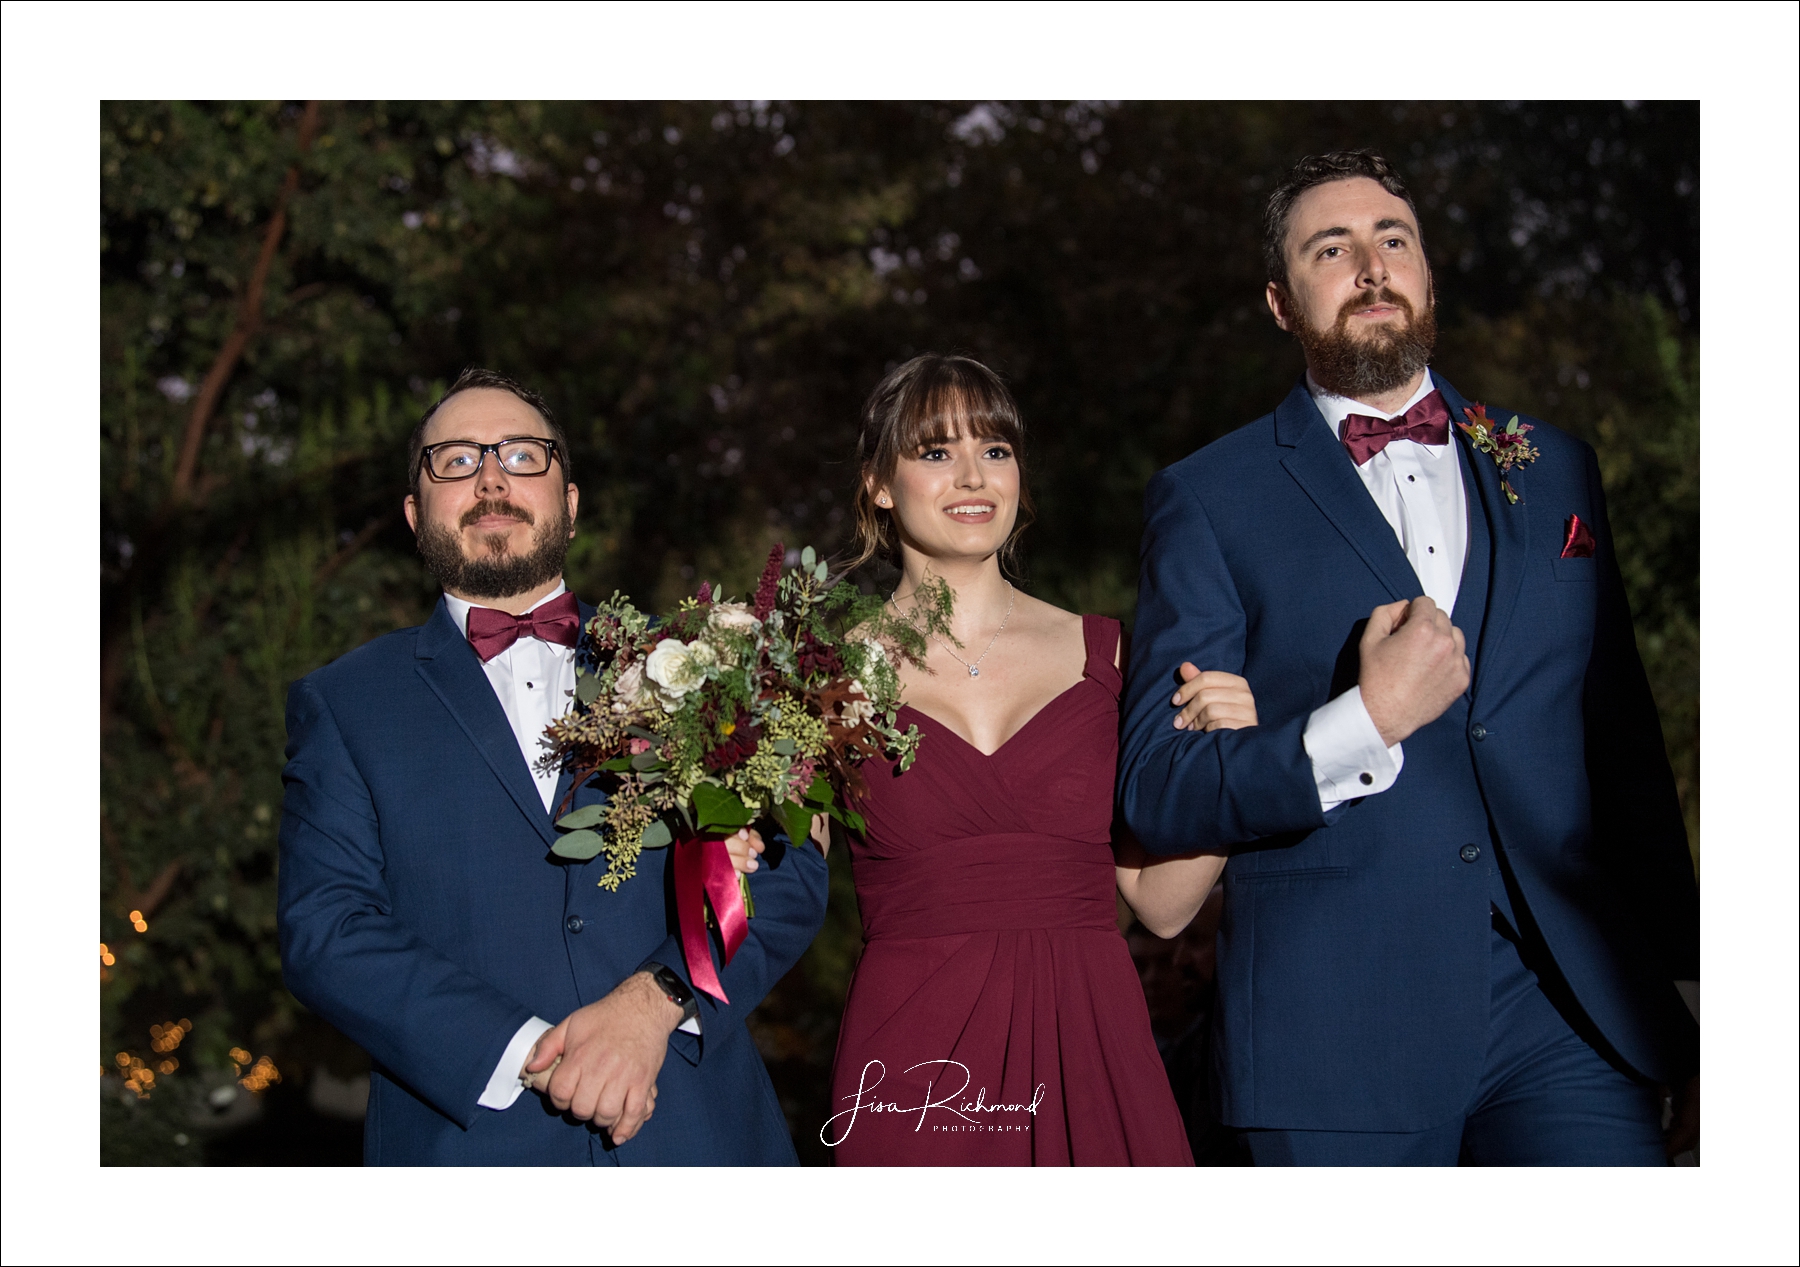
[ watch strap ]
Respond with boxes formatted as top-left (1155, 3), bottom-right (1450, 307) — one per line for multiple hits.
top-left (645, 962), bottom-right (699, 1025)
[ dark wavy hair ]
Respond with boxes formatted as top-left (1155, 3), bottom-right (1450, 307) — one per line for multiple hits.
top-left (848, 354), bottom-right (1034, 574)
top-left (1263, 150), bottom-right (1419, 288)
top-left (406, 367), bottom-right (571, 495)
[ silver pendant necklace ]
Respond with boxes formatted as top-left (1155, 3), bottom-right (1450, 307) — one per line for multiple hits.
top-left (891, 581), bottom-right (1015, 678)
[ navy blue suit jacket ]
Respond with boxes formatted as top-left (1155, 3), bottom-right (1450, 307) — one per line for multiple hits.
top-left (1118, 376), bottom-right (1698, 1133)
top-left (278, 597), bottom-right (830, 1164)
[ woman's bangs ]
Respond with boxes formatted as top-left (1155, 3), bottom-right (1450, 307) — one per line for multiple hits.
top-left (895, 380), bottom-right (1022, 455)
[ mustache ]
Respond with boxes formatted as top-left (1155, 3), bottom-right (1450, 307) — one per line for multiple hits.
top-left (459, 499), bottom-right (535, 529)
top-left (1337, 287), bottom-right (1416, 323)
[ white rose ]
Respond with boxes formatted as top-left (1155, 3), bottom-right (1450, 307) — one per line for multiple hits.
top-left (611, 661), bottom-right (652, 712)
top-left (708, 602), bottom-right (761, 634)
top-left (645, 638), bottom-right (709, 705)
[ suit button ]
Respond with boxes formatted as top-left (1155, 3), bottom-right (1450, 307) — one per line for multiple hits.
top-left (565, 915), bottom-right (584, 934)
top-left (1470, 723), bottom-right (1488, 741)
top-left (1460, 844), bottom-right (1481, 863)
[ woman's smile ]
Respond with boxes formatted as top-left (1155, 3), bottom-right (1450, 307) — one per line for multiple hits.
top-left (943, 499), bottom-right (998, 524)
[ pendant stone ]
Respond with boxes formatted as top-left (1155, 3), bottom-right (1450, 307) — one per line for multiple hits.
top-left (968, 666), bottom-right (980, 678)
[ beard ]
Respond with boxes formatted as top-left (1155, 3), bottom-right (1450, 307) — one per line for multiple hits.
top-left (415, 497), bottom-right (571, 600)
top-left (1292, 283), bottom-right (1437, 399)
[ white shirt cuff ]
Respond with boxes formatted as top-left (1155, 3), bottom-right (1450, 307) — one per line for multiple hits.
top-left (478, 1015), bottom-right (555, 1111)
top-left (1304, 686), bottom-right (1404, 812)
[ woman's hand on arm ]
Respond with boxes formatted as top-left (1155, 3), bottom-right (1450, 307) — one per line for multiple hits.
top-left (1170, 665), bottom-right (1258, 731)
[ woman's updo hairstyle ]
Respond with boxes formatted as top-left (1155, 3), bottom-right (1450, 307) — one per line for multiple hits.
top-left (848, 354), bottom-right (1035, 575)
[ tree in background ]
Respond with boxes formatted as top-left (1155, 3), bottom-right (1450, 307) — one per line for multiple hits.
top-left (100, 101), bottom-right (1698, 1163)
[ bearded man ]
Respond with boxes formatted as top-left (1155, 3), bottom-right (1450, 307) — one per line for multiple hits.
top-left (1118, 152), bottom-right (1699, 1165)
top-left (277, 368), bottom-right (828, 1164)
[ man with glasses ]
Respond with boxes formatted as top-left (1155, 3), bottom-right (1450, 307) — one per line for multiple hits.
top-left (277, 368), bottom-right (829, 1165)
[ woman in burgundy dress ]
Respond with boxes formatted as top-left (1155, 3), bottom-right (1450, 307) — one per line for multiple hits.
top-left (735, 355), bottom-right (1256, 1165)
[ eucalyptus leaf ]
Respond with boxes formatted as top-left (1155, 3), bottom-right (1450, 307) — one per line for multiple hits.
top-left (814, 561), bottom-right (829, 582)
top-left (771, 737), bottom-right (797, 756)
top-left (575, 673), bottom-right (603, 705)
top-left (800, 545), bottom-right (816, 568)
top-left (638, 770), bottom-right (665, 785)
top-left (626, 725), bottom-right (664, 743)
top-left (556, 804), bottom-right (607, 830)
top-left (639, 819), bottom-right (673, 850)
top-left (630, 751), bottom-right (662, 771)
top-left (550, 828), bottom-right (605, 861)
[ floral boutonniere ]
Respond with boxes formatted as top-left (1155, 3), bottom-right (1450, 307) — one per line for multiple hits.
top-left (1458, 404), bottom-right (1540, 505)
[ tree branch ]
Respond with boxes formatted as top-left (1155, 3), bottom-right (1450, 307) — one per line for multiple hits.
top-left (169, 100), bottom-right (321, 507)
top-left (315, 513), bottom-right (391, 587)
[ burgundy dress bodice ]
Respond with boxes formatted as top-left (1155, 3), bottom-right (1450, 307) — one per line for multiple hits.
top-left (826, 615), bottom-right (1192, 1166)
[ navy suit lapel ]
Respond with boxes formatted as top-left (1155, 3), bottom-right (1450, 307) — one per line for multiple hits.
top-left (547, 600), bottom-right (598, 823)
top-left (1435, 376), bottom-right (1531, 698)
top-left (1274, 380), bottom-right (1422, 603)
top-left (414, 599), bottom-right (557, 847)
top-left (1450, 433), bottom-right (1491, 662)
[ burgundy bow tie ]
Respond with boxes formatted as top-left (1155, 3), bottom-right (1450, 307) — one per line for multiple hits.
top-left (465, 591), bottom-right (581, 663)
top-left (1341, 390), bottom-right (1451, 466)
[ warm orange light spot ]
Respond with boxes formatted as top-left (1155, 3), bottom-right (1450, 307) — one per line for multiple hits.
top-left (239, 1054), bottom-right (282, 1093)
top-left (100, 942), bottom-right (116, 966)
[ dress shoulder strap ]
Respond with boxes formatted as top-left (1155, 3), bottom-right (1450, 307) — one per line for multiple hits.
top-left (1080, 614), bottom-right (1124, 699)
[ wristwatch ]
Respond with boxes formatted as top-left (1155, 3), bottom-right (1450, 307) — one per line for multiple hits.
top-left (645, 962), bottom-right (699, 1026)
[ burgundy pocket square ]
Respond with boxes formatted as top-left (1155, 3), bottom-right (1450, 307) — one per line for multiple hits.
top-left (1560, 514), bottom-right (1596, 559)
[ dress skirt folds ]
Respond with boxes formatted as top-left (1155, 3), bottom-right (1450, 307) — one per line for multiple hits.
top-left (827, 616), bottom-right (1192, 1165)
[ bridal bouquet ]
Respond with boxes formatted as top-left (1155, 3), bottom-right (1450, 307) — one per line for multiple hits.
top-left (539, 544), bottom-right (949, 1000)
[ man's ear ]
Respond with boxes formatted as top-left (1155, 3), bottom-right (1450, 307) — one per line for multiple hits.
top-left (564, 482), bottom-right (580, 538)
top-left (1266, 281), bottom-right (1295, 333)
top-left (403, 493), bottom-right (419, 534)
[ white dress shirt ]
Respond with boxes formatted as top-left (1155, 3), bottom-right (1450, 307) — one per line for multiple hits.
top-left (443, 585), bottom-right (575, 1110)
top-left (444, 583), bottom-right (699, 1111)
top-left (1301, 369), bottom-right (1468, 812)
top-left (444, 584), bottom-right (578, 814)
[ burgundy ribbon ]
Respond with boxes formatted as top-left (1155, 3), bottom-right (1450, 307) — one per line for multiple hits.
top-left (1560, 513), bottom-right (1596, 559)
top-left (672, 831), bottom-right (748, 1004)
top-left (1341, 390), bottom-right (1452, 466)
top-left (465, 591), bottom-right (581, 663)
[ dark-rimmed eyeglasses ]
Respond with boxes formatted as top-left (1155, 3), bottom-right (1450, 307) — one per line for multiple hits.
top-left (418, 437), bottom-right (560, 482)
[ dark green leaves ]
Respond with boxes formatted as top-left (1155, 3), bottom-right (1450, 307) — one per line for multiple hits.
top-left (691, 782), bottom-right (754, 831)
